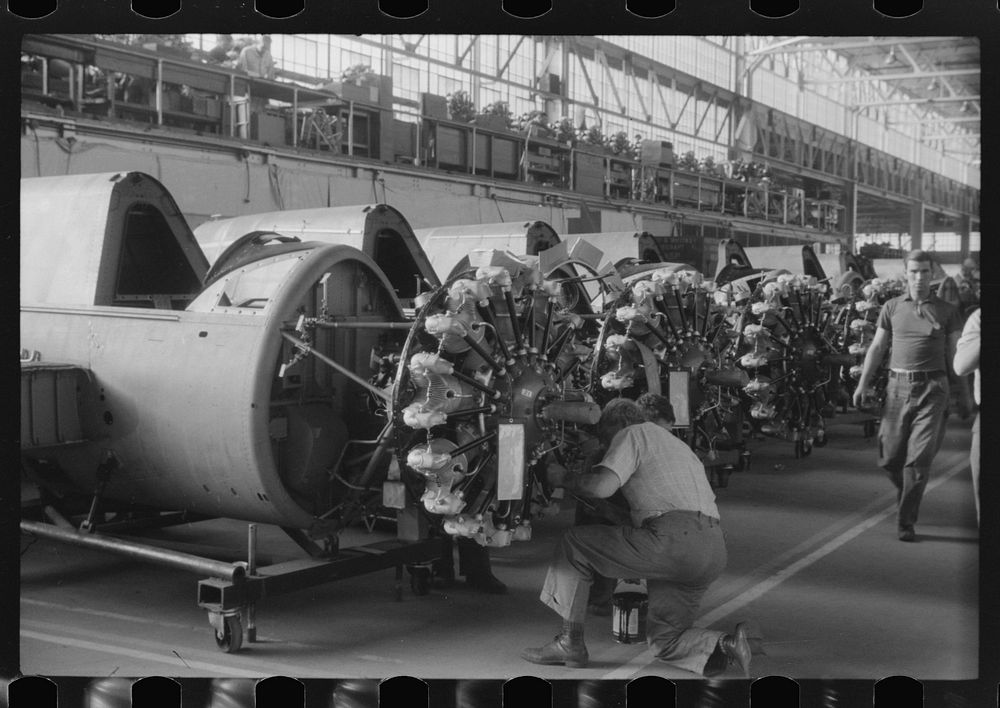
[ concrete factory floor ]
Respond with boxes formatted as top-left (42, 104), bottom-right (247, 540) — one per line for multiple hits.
top-left (19, 417), bottom-right (979, 682)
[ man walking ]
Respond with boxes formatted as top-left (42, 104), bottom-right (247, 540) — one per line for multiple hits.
top-left (853, 250), bottom-right (967, 542)
top-left (521, 398), bottom-right (751, 677)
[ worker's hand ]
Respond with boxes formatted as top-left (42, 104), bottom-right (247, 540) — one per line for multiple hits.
top-left (852, 385), bottom-right (873, 410)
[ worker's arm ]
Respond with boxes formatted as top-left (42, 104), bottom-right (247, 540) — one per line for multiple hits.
top-left (947, 328), bottom-right (974, 419)
top-left (852, 326), bottom-right (890, 407)
top-left (947, 330), bottom-right (963, 379)
top-left (547, 463), bottom-right (622, 499)
top-left (953, 312), bottom-right (980, 377)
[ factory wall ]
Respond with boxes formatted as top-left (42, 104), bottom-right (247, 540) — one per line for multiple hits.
top-left (21, 127), bottom-right (641, 239)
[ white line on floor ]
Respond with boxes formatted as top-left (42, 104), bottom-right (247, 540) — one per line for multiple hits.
top-left (21, 598), bottom-right (204, 632)
top-left (21, 618), bottom-right (409, 677)
top-left (20, 629), bottom-right (265, 678)
top-left (19, 598), bottom-right (327, 651)
top-left (600, 454), bottom-right (971, 680)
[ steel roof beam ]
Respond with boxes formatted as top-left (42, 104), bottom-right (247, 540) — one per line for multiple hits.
top-left (920, 134), bottom-right (980, 140)
top-left (496, 35), bottom-right (527, 79)
top-left (856, 96), bottom-right (980, 107)
top-left (596, 48), bottom-right (627, 115)
top-left (748, 36), bottom-right (959, 56)
top-left (455, 35), bottom-right (479, 68)
top-left (894, 116), bottom-right (980, 124)
top-left (807, 69), bottom-right (977, 85)
top-left (896, 42), bottom-right (981, 114)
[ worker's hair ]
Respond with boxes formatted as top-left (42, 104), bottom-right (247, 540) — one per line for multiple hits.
top-left (636, 392), bottom-right (676, 424)
top-left (598, 398), bottom-right (646, 432)
top-left (905, 249), bottom-right (934, 265)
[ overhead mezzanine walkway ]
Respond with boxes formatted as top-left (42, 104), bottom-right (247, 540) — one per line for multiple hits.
top-left (20, 33), bottom-right (979, 262)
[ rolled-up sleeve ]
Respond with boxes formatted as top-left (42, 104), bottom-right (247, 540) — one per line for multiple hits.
top-left (598, 428), bottom-right (640, 487)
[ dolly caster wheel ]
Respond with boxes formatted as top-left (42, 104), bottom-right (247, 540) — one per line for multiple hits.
top-left (813, 429), bottom-right (828, 448)
top-left (863, 420), bottom-right (876, 438)
top-left (213, 613), bottom-right (243, 654)
top-left (408, 566), bottom-right (431, 596)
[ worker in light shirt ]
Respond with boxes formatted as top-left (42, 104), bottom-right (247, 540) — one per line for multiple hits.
top-left (522, 397), bottom-right (751, 677)
top-left (236, 35), bottom-right (275, 80)
top-left (953, 307), bottom-right (980, 524)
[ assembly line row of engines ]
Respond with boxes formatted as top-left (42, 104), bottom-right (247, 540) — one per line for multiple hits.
top-left (389, 246), bottom-right (910, 549)
top-left (20, 172), bottom-right (917, 562)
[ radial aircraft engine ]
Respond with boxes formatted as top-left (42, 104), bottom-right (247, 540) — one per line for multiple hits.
top-left (715, 242), bottom-right (841, 457)
top-left (589, 261), bottom-right (749, 474)
top-left (386, 242), bottom-right (618, 548)
top-left (20, 172), bottom-right (415, 543)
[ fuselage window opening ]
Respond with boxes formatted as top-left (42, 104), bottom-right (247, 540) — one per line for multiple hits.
top-left (373, 228), bottom-right (420, 302)
top-left (115, 202), bottom-right (203, 309)
top-left (219, 256), bottom-right (299, 309)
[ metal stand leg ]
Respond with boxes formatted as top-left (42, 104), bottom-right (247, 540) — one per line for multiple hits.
top-left (246, 524), bottom-right (257, 642)
top-left (80, 453), bottom-right (119, 533)
top-left (246, 605), bottom-right (256, 643)
top-left (394, 564), bottom-right (404, 601)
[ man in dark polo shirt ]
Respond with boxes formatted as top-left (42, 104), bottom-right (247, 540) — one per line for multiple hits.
top-left (853, 250), bottom-right (968, 542)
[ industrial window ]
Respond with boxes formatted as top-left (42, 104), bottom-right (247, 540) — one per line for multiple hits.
top-left (114, 203), bottom-right (203, 309)
top-left (436, 74), bottom-right (463, 98)
top-left (924, 233), bottom-right (961, 252)
top-left (339, 49), bottom-right (372, 76)
top-left (392, 61), bottom-right (421, 103)
top-left (277, 36), bottom-right (319, 79)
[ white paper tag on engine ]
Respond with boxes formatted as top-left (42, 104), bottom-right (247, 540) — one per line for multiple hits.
top-left (669, 370), bottom-right (691, 427)
top-left (382, 480), bottom-right (406, 509)
top-left (497, 423), bottom-right (525, 500)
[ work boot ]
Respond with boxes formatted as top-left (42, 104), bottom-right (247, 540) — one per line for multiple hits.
top-left (521, 621), bottom-right (589, 668)
top-left (719, 622), bottom-right (752, 677)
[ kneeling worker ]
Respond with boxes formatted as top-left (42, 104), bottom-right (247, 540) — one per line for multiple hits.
top-left (521, 397), bottom-right (751, 677)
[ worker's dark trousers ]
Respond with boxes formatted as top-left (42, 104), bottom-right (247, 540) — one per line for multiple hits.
top-left (878, 373), bottom-right (949, 531)
top-left (573, 493), bottom-right (629, 608)
top-left (540, 510), bottom-right (728, 675)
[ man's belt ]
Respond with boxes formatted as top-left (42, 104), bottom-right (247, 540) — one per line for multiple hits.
top-left (889, 369), bottom-right (944, 382)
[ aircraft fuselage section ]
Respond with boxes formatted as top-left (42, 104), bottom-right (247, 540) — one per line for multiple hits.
top-left (21, 244), bottom-right (406, 529)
